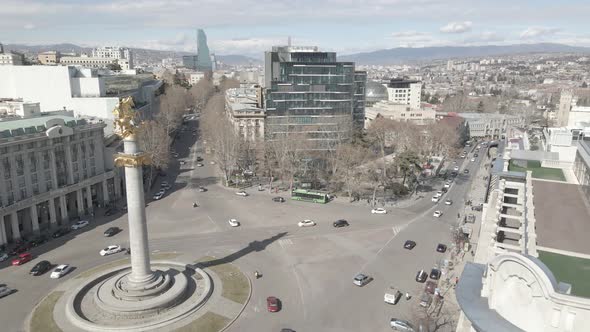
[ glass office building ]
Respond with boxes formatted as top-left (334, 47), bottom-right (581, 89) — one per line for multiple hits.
top-left (264, 46), bottom-right (366, 150)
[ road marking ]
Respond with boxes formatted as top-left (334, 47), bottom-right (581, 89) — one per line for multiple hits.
top-left (278, 238), bottom-right (293, 248)
top-left (292, 266), bottom-right (307, 320)
top-left (206, 215), bottom-right (220, 231)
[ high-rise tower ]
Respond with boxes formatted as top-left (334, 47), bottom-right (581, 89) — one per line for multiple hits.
top-left (196, 29), bottom-right (212, 72)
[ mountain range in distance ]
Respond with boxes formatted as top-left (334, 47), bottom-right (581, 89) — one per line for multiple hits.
top-left (4, 42), bottom-right (590, 67)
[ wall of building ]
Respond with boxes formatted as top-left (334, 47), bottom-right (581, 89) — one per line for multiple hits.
top-left (568, 106), bottom-right (590, 128)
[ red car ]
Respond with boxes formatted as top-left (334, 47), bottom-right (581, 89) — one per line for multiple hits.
top-left (12, 253), bottom-right (33, 266)
top-left (266, 296), bottom-right (280, 312)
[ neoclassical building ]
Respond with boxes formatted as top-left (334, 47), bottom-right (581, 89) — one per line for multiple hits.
top-left (0, 115), bottom-right (121, 245)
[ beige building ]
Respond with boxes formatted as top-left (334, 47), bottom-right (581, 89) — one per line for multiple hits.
top-left (0, 99), bottom-right (41, 118)
top-left (61, 56), bottom-right (118, 69)
top-left (365, 101), bottom-right (436, 128)
top-left (225, 87), bottom-right (265, 142)
top-left (38, 51), bottom-right (61, 65)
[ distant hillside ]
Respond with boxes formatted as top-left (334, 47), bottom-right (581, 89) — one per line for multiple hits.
top-left (3, 43), bottom-right (260, 67)
top-left (340, 43), bottom-right (590, 65)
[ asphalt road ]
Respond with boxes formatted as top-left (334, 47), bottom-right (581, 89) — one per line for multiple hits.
top-left (0, 120), bottom-right (485, 332)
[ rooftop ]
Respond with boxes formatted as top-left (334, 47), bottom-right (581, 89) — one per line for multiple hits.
top-left (538, 250), bottom-right (590, 298)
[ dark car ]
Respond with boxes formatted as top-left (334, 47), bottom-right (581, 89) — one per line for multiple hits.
top-left (52, 228), bottom-right (70, 238)
top-left (436, 244), bottom-right (447, 253)
top-left (441, 187), bottom-right (448, 193)
top-left (272, 197), bottom-right (285, 203)
top-left (280, 329), bottom-right (296, 332)
top-left (430, 268), bottom-right (441, 280)
top-left (30, 260), bottom-right (51, 276)
top-left (267, 296), bottom-right (280, 312)
top-left (333, 219), bottom-right (349, 228)
top-left (415, 270), bottom-right (428, 283)
top-left (425, 280), bottom-right (437, 294)
top-left (10, 244), bottom-right (31, 256)
top-left (30, 235), bottom-right (48, 247)
top-left (474, 153), bottom-right (479, 157)
top-left (104, 208), bottom-right (118, 216)
top-left (450, 171), bottom-right (458, 177)
top-left (404, 240), bottom-right (416, 250)
top-left (196, 156), bottom-right (203, 162)
top-left (464, 169), bottom-right (470, 174)
top-left (103, 227), bottom-right (121, 237)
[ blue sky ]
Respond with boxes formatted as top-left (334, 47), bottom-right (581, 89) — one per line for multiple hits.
top-left (2, 0), bottom-right (590, 57)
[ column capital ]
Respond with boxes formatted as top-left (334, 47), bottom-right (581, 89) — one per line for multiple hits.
top-left (114, 153), bottom-right (151, 168)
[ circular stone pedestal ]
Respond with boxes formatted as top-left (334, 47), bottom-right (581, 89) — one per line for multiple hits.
top-left (65, 261), bottom-right (212, 331)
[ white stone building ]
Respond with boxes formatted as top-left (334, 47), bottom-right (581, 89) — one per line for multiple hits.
top-left (445, 112), bottom-right (525, 139)
top-left (225, 87), bottom-right (265, 142)
top-left (0, 99), bottom-right (41, 118)
top-left (92, 46), bottom-right (133, 70)
top-left (365, 101), bottom-right (436, 128)
top-left (61, 56), bottom-right (118, 69)
top-left (189, 72), bottom-right (206, 86)
top-left (382, 78), bottom-right (421, 110)
top-left (0, 115), bottom-right (121, 245)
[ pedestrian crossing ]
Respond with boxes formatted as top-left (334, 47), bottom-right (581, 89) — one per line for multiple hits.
top-left (392, 224), bottom-right (408, 236)
top-left (278, 238), bottom-right (294, 248)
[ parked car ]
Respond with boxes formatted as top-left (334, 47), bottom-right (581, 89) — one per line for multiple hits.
top-left (403, 240), bottom-right (416, 250)
top-left (153, 191), bottom-right (165, 200)
top-left (430, 268), bottom-right (441, 280)
top-left (419, 292), bottom-right (432, 308)
top-left (71, 220), bottom-right (89, 230)
top-left (228, 219), bottom-right (240, 227)
top-left (415, 270), bottom-right (427, 283)
top-left (272, 196), bottom-right (285, 203)
top-left (99, 245), bottom-right (122, 256)
top-left (10, 243), bottom-right (31, 256)
top-left (52, 228), bottom-right (70, 238)
top-left (267, 296), bottom-right (280, 312)
top-left (198, 186), bottom-right (207, 192)
top-left (433, 210), bottom-right (443, 218)
top-left (180, 160), bottom-right (187, 165)
top-left (353, 273), bottom-right (371, 286)
top-left (371, 208), bottom-right (387, 214)
top-left (196, 156), bottom-right (203, 162)
top-left (464, 169), bottom-right (470, 174)
top-left (390, 318), bottom-right (415, 331)
top-left (50, 264), bottom-right (72, 279)
top-left (30, 260), bottom-right (51, 276)
top-left (235, 191), bottom-right (248, 197)
top-left (298, 219), bottom-right (316, 227)
top-left (333, 219), bottom-right (349, 228)
top-left (0, 252), bottom-right (9, 262)
top-left (0, 285), bottom-right (16, 298)
top-left (453, 166), bottom-right (460, 171)
top-left (471, 157), bottom-right (476, 162)
top-left (431, 196), bottom-right (439, 203)
top-left (444, 181), bottom-right (451, 188)
top-left (425, 280), bottom-right (437, 294)
top-left (474, 153), bottom-right (479, 157)
top-left (30, 235), bottom-right (49, 247)
top-left (104, 208), bottom-right (118, 216)
top-left (103, 227), bottom-right (121, 237)
top-left (436, 244), bottom-right (447, 253)
top-left (384, 287), bottom-right (402, 305)
top-left (196, 163), bottom-right (204, 167)
top-left (12, 253), bottom-right (33, 266)
top-left (161, 181), bottom-right (169, 187)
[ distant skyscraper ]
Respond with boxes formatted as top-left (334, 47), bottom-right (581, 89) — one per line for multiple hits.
top-left (196, 29), bottom-right (212, 72)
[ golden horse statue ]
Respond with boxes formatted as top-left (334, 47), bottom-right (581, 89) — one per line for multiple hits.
top-left (113, 96), bottom-right (137, 139)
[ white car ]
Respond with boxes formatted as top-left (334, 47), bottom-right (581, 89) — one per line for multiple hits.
top-left (196, 163), bottom-right (204, 167)
top-left (471, 157), bottom-right (476, 162)
top-left (100, 245), bottom-right (122, 256)
top-left (433, 210), bottom-right (443, 218)
top-left (436, 191), bottom-right (443, 197)
top-left (180, 160), bottom-right (187, 165)
top-left (153, 190), bottom-right (165, 200)
top-left (390, 318), bottom-right (415, 331)
top-left (298, 219), bottom-right (316, 227)
top-left (228, 219), bottom-right (240, 227)
top-left (0, 252), bottom-right (8, 262)
top-left (235, 191), bottom-right (248, 197)
top-left (444, 181), bottom-right (451, 188)
top-left (50, 264), bottom-right (72, 279)
top-left (209, 161), bottom-right (216, 165)
top-left (453, 166), bottom-right (460, 171)
top-left (353, 273), bottom-right (371, 286)
top-left (431, 196), bottom-right (439, 203)
top-left (161, 181), bottom-right (169, 187)
top-left (71, 220), bottom-right (89, 230)
top-left (445, 199), bottom-right (453, 205)
top-left (371, 208), bottom-right (387, 214)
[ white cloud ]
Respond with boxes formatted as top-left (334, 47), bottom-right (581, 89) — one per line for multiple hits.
top-left (440, 21), bottom-right (473, 34)
top-left (23, 23), bottom-right (36, 30)
top-left (463, 31), bottom-right (504, 44)
top-left (520, 27), bottom-right (560, 39)
top-left (392, 31), bottom-right (427, 38)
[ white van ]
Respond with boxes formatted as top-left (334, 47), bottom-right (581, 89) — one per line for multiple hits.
top-left (384, 287), bottom-right (402, 304)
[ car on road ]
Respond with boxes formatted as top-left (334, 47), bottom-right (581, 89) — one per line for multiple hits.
top-left (179, 160), bottom-right (187, 165)
top-left (30, 260), bottom-right (51, 276)
top-left (272, 196), bottom-right (285, 203)
top-left (280, 329), bottom-right (296, 332)
top-left (52, 228), bottom-right (70, 238)
top-left (371, 208), bottom-right (387, 214)
top-left (50, 264), bottom-right (72, 279)
top-left (0, 252), bottom-right (8, 262)
top-left (153, 191), bottom-right (165, 200)
top-left (100, 245), bottom-right (123, 256)
top-left (161, 181), bottom-right (169, 187)
top-left (433, 210), bottom-right (443, 218)
top-left (453, 166), bottom-right (460, 171)
top-left (444, 181), bottom-right (451, 188)
top-left (404, 240), bottom-right (416, 250)
top-left (464, 169), bottom-right (470, 174)
top-left (196, 163), bottom-right (204, 167)
top-left (390, 318), bottom-right (415, 331)
top-left (435, 191), bottom-right (443, 197)
top-left (431, 196), bottom-right (439, 203)
top-left (0, 285), bottom-right (16, 298)
top-left (415, 270), bottom-right (427, 283)
top-left (12, 253), bottom-right (33, 266)
top-left (471, 157), bottom-right (476, 162)
top-left (235, 191), bottom-right (248, 197)
top-left (425, 280), bottom-right (437, 294)
top-left (298, 219), bottom-right (316, 227)
top-left (209, 161), bottom-right (216, 165)
top-left (267, 296), bottom-right (280, 312)
top-left (71, 220), bottom-right (89, 230)
top-left (104, 208), bottom-right (118, 216)
top-left (353, 273), bottom-right (371, 286)
top-left (430, 268), bottom-right (441, 280)
top-left (30, 235), bottom-right (49, 247)
top-left (384, 287), bottom-right (402, 304)
top-left (474, 153), bottom-right (479, 157)
top-left (450, 171), bottom-right (458, 177)
top-left (228, 219), bottom-right (240, 227)
top-left (445, 199), bottom-right (453, 205)
top-left (333, 219), bottom-right (349, 228)
top-left (171, 153), bottom-right (179, 158)
top-left (103, 227), bottom-right (121, 237)
top-left (10, 243), bottom-right (31, 255)
top-left (436, 244), bottom-right (447, 253)
top-left (196, 156), bottom-right (203, 162)
top-left (419, 292), bottom-right (432, 308)
top-left (198, 186), bottom-right (207, 192)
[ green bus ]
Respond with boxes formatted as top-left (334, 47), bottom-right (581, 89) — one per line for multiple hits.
top-left (291, 189), bottom-right (329, 204)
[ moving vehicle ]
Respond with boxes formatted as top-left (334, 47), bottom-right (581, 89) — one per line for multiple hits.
top-left (0, 285), bottom-right (16, 298)
top-left (403, 240), bottom-right (416, 250)
top-left (52, 228), bottom-right (70, 238)
top-left (0, 252), bottom-right (8, 262)
top-left (430, 268), bottom-right (441, 280)
top-left (71, 220), bottom-right (89, 230)
top-left (471, 157), bottom-right (476, 162)
top-left (390, 318), bottom-right (415, 331)
top-left (228, 219), bottom-right (240, 227)
top-left (235, 191), bottom-right (248, 197)
top-left (453, 166), bottom-right (460, 171)
top-left (50, 264), bottom-right (72, 279)
top-left (436, 244), bottom-right (447, 253)
top-left (384, 287), bottom-right (402, 304)
top-left (153, 190), bottom-right (165, 200)
top-left (196, 156), bottom-right (203, 162)
top-left (104, 208), bottom-right (118, 216)
top-left (415, 270), bottom-right (427, 283)
top-left (161, 181), bottom-right (169, 188)
top-left (431, 196), bottom-right (439, 203)
top-left (444, 181), bottom-right (451, 188)
top-left (267, 296), bottom-right (280, 312)
top-left (196, 163), bottom-right (204, 167)
top-left (30, 235), bottom-right (48, 247)
top-left (298, 219), bottom-right (316, 227)
top-left (445, 199), bottom-right (453, 205)
top-left (12, 253), bottom-right (33, 266)
top-left (435, 191), bottom-right (443, 197)
top-left (103, 227), bottom-right (121, 237)
top-left (291, 189), bottom-right (329, 204)
top-left (433, 210), bottom-right (443, 218)
top-left (353, 273), bottom-right (371, 286)
top-left (464, 169), bottom-right (470, 174)
top-left (333, 219), bottom-right (349, 228)
top-left (30, 260), bottom-right (51, 276)
top-left (198, 186), bottom-right (207, 192)
top-left (371, 208), bottom-right (387, 214)
top-left (100, 245), bottom-right (123, 256)
top-left (272, 196), bottom-right (285, 203)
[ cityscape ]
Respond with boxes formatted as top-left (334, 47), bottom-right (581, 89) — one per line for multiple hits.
top-left (1, 1), bottom-right (590, 331)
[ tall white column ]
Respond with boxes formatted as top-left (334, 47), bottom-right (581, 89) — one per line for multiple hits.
top-left (102, 180), bottom-right (110, 205)
top-left (10, 212), bottom-right (20, 241)
top-left (48, 198), bottom-right (57, 226)
top-left (65, 143), bottom-right (75, 185)
top-left (76, 189), bottom-right (85, 216)
top-left (30, 205), bottom-right (40, 233)
top-left (86, 186), bottom-right (93, 213)
top-left (0, 216), bottom-right (7, 246)
top-left (122, 137), bottom-right (154, 285)
top-left (60, 195), bottom-right (68, 222)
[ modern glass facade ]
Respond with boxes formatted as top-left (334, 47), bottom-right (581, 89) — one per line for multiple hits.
top-left (196, 29), bottom-right (212, 72)
top-left (182, 55), bottom-right (198, 70)
top-left (264, 46), bottom-right (366, 150)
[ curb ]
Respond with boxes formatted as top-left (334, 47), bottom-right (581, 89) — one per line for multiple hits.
top-left (219, 266), bottom-right (253, 332)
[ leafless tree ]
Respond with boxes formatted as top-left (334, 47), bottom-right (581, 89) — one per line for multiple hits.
top-left (332, 143), bottom-right (368, 201)
top-left (159, 84), bottom-right (189, 135)
top-left (136, 120), bottom-right (171, 189)
top-left (410, 302), bottom-right (458, 332)
top-left (189, 77), bottom-right (216, 112)
top-left (443, 92), bottom-right (471, 113)
top-left (218, 76), bottom-right (240, 93)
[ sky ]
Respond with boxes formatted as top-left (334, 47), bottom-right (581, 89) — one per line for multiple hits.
top-left (2, 0), bottom-right (590, 57)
